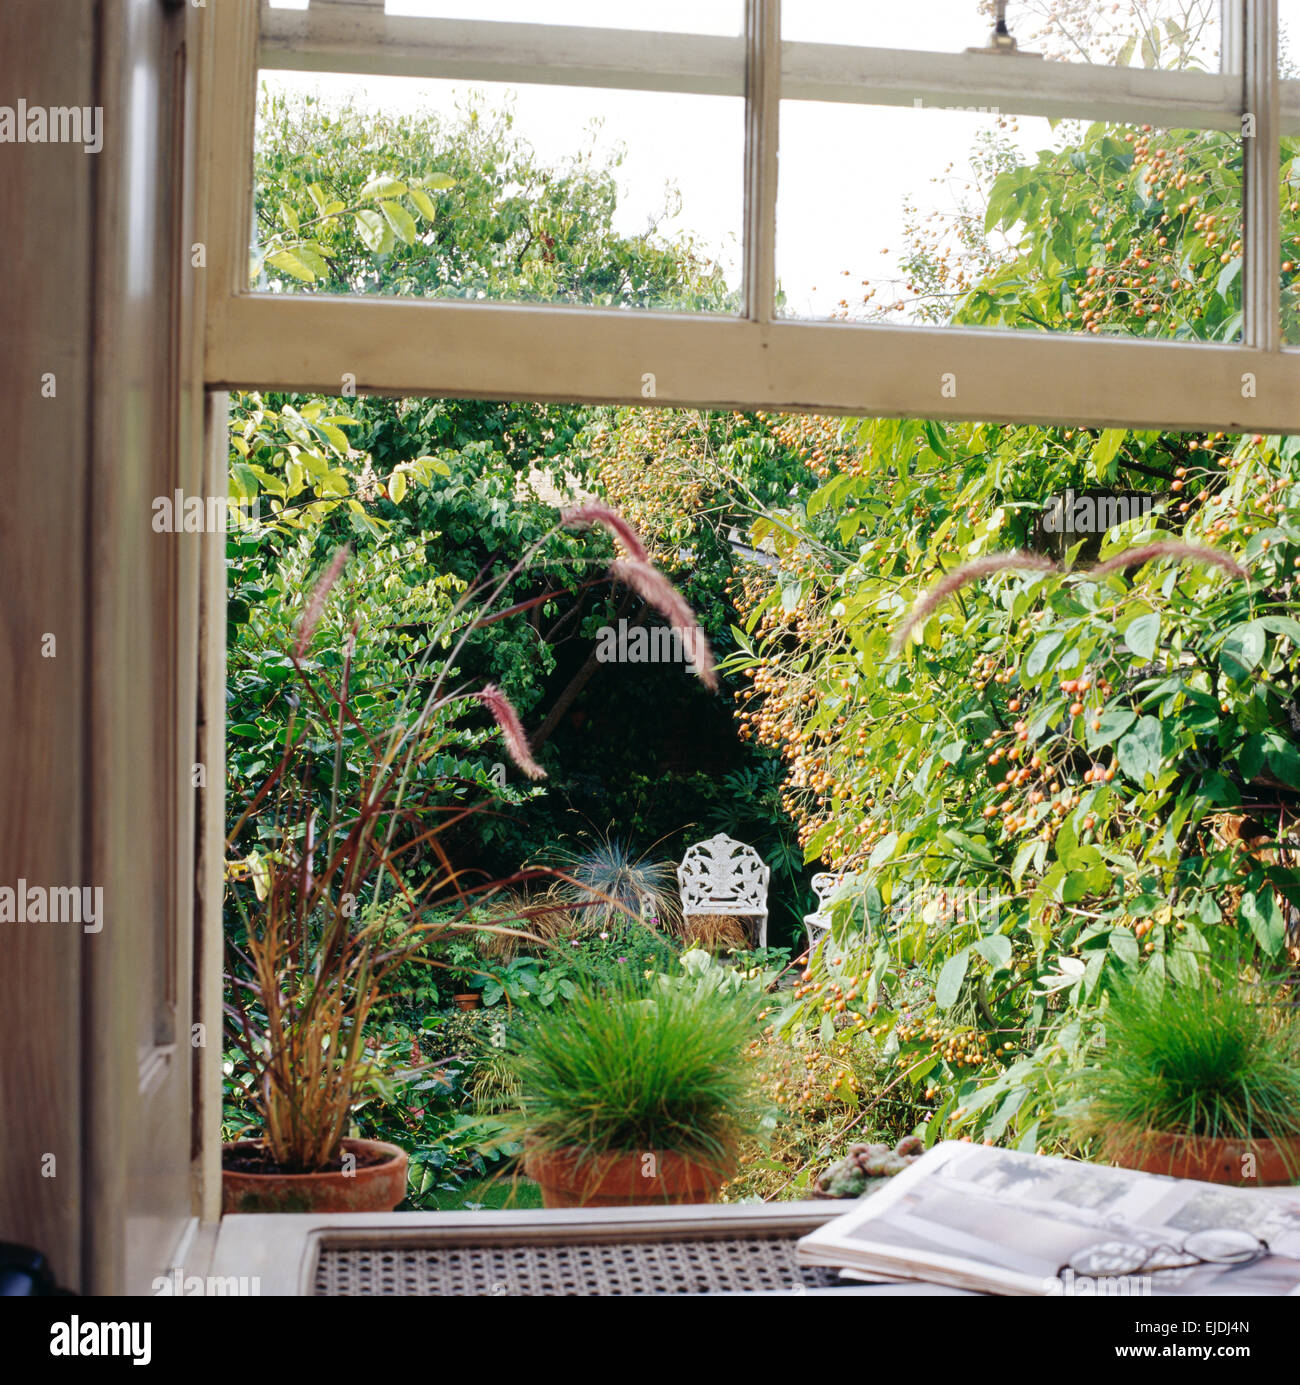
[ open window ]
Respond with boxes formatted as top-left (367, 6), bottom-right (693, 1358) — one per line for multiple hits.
top-left (184, 0), bottom-right (1300, 1293)
top-left (198, 0), bottom-right (1300, 431)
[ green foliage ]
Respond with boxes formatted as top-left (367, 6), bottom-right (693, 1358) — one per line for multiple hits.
top-left (253, 88), bottom-right (737, 311)
top-left (1072, 968), bottom-right (1300, 1144)
top-left (732, 121), bottom-right (1300, 1153)
top-left (969, 124), bottom-right (1243, 340)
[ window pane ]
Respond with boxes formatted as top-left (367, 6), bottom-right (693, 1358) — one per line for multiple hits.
top-left (778, 102), bottom-right (1243, 341)
top-left (1282, 0), bottom-right (1300, 73)
top-left (784, 0), bottom-right (1232, 72)
top-left (384, 0), bottom-right (743, 34)
top-left (252, 71), bottom-right (743, 311)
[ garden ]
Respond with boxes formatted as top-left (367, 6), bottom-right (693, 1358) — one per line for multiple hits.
top-left (221, 42), bottom-right (1300, 1218)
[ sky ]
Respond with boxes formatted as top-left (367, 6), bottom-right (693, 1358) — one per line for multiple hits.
top-left (261, 1), bottom-right (1228, 318)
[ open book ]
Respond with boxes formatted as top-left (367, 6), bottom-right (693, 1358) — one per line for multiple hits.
top-left (796, 1142), bottom-right (1300, 1295)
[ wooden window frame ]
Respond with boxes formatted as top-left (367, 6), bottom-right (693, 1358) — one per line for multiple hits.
top-left (199, 0), bottom-right (1300, 432)
top-left (186, 1), bottom-right (1300, 1276)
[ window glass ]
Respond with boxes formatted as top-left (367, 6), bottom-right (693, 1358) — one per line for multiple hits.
top-left (784, 0), bottom-right (1231, 72)
top-left (778, 102), bottom-right (1243, 341)
top-left (253, 71), bottom-right (744, 311)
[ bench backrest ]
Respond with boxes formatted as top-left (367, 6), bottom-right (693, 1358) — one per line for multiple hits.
top-left (677, 833), bottom-right (770, 914)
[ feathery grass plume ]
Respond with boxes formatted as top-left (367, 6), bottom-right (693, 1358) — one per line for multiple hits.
top-left (1085, 541), bottom-right (1249, 583)
top-left (560, 504), bottom-right (651, 563)
top-left (476, 683), bottom-right (547, 780)
top-left (608, 558), bottom-right (719, 691)
top-left (293, 544), bottom-right (351, 659)
top-left (891, 552), bottom-right (1058, 653)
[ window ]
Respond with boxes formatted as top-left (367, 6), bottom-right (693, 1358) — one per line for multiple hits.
top-left (200, 1), bottom-right (1300, 431)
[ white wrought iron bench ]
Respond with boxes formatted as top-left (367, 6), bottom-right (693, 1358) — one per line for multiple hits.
top-left (677, 832), bottom-right (771, 951)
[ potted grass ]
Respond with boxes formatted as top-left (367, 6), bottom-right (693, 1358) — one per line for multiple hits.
top-left (1072, 967), bottom-right (1300, 1186)
top-left (222, 657), bottom-right (536, 1212)
top-left (502, 976), bottom-right (764, 1207)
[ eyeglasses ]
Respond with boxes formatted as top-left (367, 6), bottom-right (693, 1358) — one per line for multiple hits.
top-left (1062, 1228), bottom-right (1268, 1279)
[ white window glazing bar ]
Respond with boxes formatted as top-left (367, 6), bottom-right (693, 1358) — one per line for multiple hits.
top-left (743, 0), bottom-right (779, 324)
top-left (1244, 0), bottom-right (1281, 351)
top-left (779, 44), bottom-right (1240, 131)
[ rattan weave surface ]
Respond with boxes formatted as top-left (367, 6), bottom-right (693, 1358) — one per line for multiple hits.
top-left (313, 1232), bottom-right (842, 1295)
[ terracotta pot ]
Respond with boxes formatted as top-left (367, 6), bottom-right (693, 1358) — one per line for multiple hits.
top-left (221, 1138), bottom-right (408, 1214)
top-left (453, 993), bottom-right (481, 1011)
top-left (524, 1145), bottom-right (733, 1208)
top-left (1106, 1128), bottom-right (1300, 1186)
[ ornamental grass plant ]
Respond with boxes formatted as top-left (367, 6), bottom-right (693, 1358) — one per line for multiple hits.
top-left (502, 975), bottom-right (765, 1170)
top-left (1074, 967), bottom-right (1300, 1154)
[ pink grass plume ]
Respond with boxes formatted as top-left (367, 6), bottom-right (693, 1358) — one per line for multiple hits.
top-left (1086, 541), bottom-right (1248, 583)
top-left (294, 545), bottom-right (351, 659)
top-left (608, 558), bottom-right (719, 691)
top-left (892, 552), bottom-right (1058, 653)
top-left (560, 504), bottom-right (651, 563)
top-left (476, 683), bottom-right (547, 781)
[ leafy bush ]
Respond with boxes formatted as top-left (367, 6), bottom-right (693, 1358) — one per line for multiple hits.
top-left (724, 118), bottom-right (1300, 1152)
top-left (722, 1025), bottom-right (922, 1202)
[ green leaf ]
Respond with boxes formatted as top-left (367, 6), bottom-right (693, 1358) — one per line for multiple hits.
top-left (868, 832), bottom-right (898, 868)
top-left (388, 469), bottom-right (408, 505)
top-left (1216, 256), bottom-right (1242, 298)
top-left (1024, 631), bottom-right (1064, 680)
top-left (935, 949), bottom-right (969, 1011)
top-left (1085, 708), bottom-right (1136, 751)
top-left (923, 419), bottom-right (951, 461)
top-left (360, 174), bottom-right (409, 200)
top-left (974, 934), bottom-right (1012, 972)
top-left (1241, 888), bottom-right (1285, 956)
top-left (1124, 611), bottom-right (1160, 660)
top-left (231, 463), bottom-right (261, 499)
top-left (1239, 733), bottom-right (1265, 782)
top-left (1117, 715), bottom-right (1162, 786)
top-left (354, 209), bottom-right (394, 255)
top-left (1220, 620), bottom-right (1266, 680)
top-left (1264, 733), bottom-right (1300, 790)
top-left (1108, 927), bottom-right (1139, 964)
top-left (1092, 428), bottom-right (1127, 474)
top-left (1011, 838), bottom-right (1041, 889)
top-left (265, 248), bottom-right (316, 283)
top-left (409, 187), bottom-right (438, 220)
top-left (1260, 615), bottom-right (1300, 646)
top-left (379, 199), bottom-right (417, 246)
